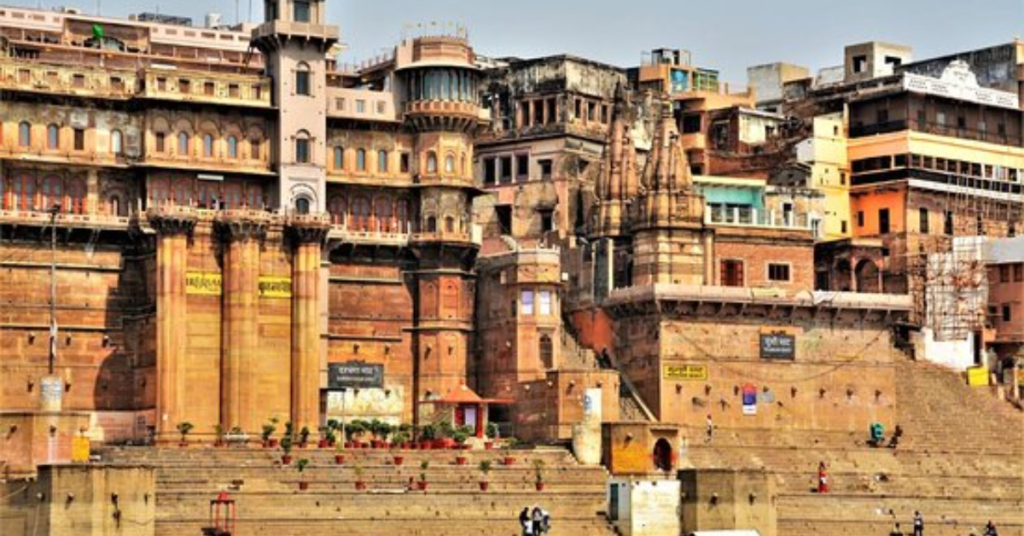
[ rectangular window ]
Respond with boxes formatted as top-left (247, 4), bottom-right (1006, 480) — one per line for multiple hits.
top-left (721, 259), bottom-right (744, 287)
top-left (857, 211), bottom-right (865, 227)
top-left (516, 154), bottom-right (529, 182)
top-left (296, 71), bottom-right (310, 96)
top-left (879, 208), bottom-right (890, 234)
top-left (495, 205), bottom-right (512, 235)
top-left (841, 220), bottom-right (848, 234)
top-left (539, 159), bottom-right (553, 181)
top-left (73, 128), bottom-right (85, 151)
top-left (295, 139), bottom-right (310, 163)
top-left (1013, 264), bottom-right (1023, 282)
top-left (499, 156), bottom-right (513, 184)
top-left (400, 153), bottom-right (410, 173)
top-left (204, 81), bottom-right (215, 96)
top-left (484, 158), bottom-right (497, 185)
top-left (1003, 304), bottom-right (1012, 323)
top-left (228, 84), bottom-right (239, 98)
top-left (944, 211), bottom-right (954, 235)
top-left (178, 79), bottom-right (190, 94)
top-left (293, 0), bottom-right (311, 22)
top-left (73, 74), bottom-right (85, 88)
top-left (768, 263), bottom-right (791, 282)
top-left (356, 100), bottom-right (366, 113)
top-left (251, 140), bottom-right (261, 160)
top-left (919, 208), bottom-right (929, 234)
top-left (1000, 265), bottom-right (1012, 283)
top-left (252, 85), bottom-right (262, 100)
top-left (539, 209), bottom-right (554, 232)
top-left (156, 132), bottom-right (166, 153)
top-left (538, 291), bottom-right (552, 315)
top-left (521, 290), bottom-right (534, 315)
top-left (157, 77), bottom-right (167, 91)
top-left (682, 114), bottom-right (702, 134)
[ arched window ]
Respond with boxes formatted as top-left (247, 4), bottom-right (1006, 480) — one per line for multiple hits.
top-left (250, 138), bottom-right (261, 160)
top-left (295, 196), bottom-right (311, 215)
top-left (203, 134), bottom-right (214, 158)
top-left (445, 215), bottom-right (455, 233)
top-left (172, 180), bottom-right (190, 206)
top-left (333, 146), bottom-right (344, 170)
top-left (352, 197), bottom-right (370, 231)
top-left (328, 195), bottom-right (347, 226)
top-left (111, 130), bottom-right (123, 155)
top-left (178, 132), bottom-right (189, 156)
top-left (18, 122), bottom-right (31, 147)
top-left (67, 179), bottom-right (86, 214)
top-left (396, 198), bottom-right (410, 233)
top-left (295, 62), bottom-right (311, 96)
top-left (47, 124), bottom-right (59, 150)
top-left (245, 185), bottom-right (262, 210)
top-left (356, 149), bottom-right (366, 171)
top-left (445, 154), bottom-right (455, 174)
top-left (426, 216), bottom-right (437, 233)
top-left (426, 151), bottom-right (438, 173)
top-left (40, 176), bottom-right (62, 212)
top-left (227, 136), bottom-right (238, 159)
top-left (378, 150), bottom-right (388, 173)
top-left (375, 197), bottom-right (393, 232)
top-left (539, 334), bottom-right (553, 369)
top-left (13, 176), bottom-right (35, 210)
top-left (295, 130), bottom-right (311, 164)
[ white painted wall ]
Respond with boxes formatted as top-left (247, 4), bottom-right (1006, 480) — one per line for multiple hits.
top-left (609, 478), bottom-right (681, 536)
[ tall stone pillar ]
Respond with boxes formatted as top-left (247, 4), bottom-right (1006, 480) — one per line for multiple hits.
top-left (219, 212), bottom-right (267, 434)
top-left (148, 207), bottom-right (197, 442)
top-left (288, 215), bottom-right (330, 432)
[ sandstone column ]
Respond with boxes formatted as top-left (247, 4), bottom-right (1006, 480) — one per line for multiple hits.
top-left (219, 211), bottom-right (266, 434)
top-left (148, 206), bottom-right (197, 442)
top-left (288, 215), bottom-right (330, 432)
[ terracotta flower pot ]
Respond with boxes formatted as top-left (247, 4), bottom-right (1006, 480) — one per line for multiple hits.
top-left (479, 481), bottom-right (489, 491)
top-left (355, 481), bottom-right (366, 491)
top-left (393, 456), bottom-right (405, 466)
top-left (455, 456), bottom-right (467, 466)
top-left (535, 482), bottom-right (545, 492)
top-left (417, 481), bottom-right (428, 491)
top-left (299, 481), bottom-right (309, 491)
top-left (318, 440), bottom-right (328, 449)
top-left (503, 456), bottom-right (515, 466)
top-left (484, 441), bottom-right (493, 450)
top-left (334, 454), bottom-right (345, 465)
top-left (282, 455), bottom-right (293, 465)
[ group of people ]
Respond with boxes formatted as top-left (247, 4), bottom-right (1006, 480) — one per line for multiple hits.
top-left (889, 511), bottom-right (999, 536)
top-left (519, 506), bottom-right (550, 535)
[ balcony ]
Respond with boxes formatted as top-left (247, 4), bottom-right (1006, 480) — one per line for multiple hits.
top-left (705, 205), bottom-right (816, 231)
top-left (849, 119), bottom-right (1022, 147)
top-left (0, 208), bottom-right (130, 230)
top-left (0, 60), bottom-right (137, 100)
top-left (138, 70), bottom-right (272, 109)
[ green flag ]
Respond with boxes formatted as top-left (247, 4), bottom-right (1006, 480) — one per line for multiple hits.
top-left (92, 24), bottom-right (105, 41)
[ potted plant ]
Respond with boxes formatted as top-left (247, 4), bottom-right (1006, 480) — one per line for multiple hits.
top-left (350, 420), bottom-right (369, 448)
top-left (334, 438), bottom-right (346, 465)
top-left (354, 464), bottom-right (366, 491)
top-left (485, 422), bottom-right (499, 450)
top-left (453, 429), bottom-right (469, 465)
top-left (280, 435), bottom-right (294, 465)
top-left (299, 426), bottom-right (311, 448)
top-left (391, 432), bottom-right (408, 465)
top-left (261, 418), bottom-right (279, 448)
top-left (227, 426), bottom-right (247, 447)
top-left (533, 459), bottom-right (545, 492)
top-left (478, 460), bottom-right (492, 491)
top-left (296, 458), bottom-right (310, 491)
top-left (343, 420), bottom-right (362, 448)
top-left (176, 421), bottom-right (194, 447)
top-left (398, 424), bottom-right (413, 449)
top-left (420, 424), bottom-right (437, 450)
top-left (377, 422), bottom-right (393, 448)
top-left (502, 437), bottom-right (518, 466)
top-left (437, 419), bottom-right (455, 449)
top-left (417, 461), bottom-right (429, 491)
top-left (213, 424), bottom-right (225, 447)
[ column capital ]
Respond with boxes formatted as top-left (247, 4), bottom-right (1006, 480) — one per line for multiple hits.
top-left (147, 206), bottom-right (198, 236)
top-left (287, 213), bottom-right (331, 245)
top-left (217, 209), bottom-right (272, 242)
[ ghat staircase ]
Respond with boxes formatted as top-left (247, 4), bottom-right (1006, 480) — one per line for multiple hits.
top-left (97, 446), bottom-right (616, 536)
top-left (682, 357), bottom-right (1024, 536)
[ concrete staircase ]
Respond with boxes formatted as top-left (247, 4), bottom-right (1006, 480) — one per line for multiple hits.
top-left (97, 446), bottom-right (616, 536)
top-left (682, 358), bottom-right (1024, 536)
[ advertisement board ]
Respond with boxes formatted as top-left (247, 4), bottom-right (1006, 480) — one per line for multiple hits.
top-left (328, 362), bottom-right (384, 389)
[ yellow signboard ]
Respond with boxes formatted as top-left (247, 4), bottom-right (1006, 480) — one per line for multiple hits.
top-left (185, 272), bottom-right (222, 296)
top-left (71, 436), bottom-right (90, 463)
top-left (259, 276), bottom-right (292, 298)
top-left (663, 364), bottom-right (709, 381)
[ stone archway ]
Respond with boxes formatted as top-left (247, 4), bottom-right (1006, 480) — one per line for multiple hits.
top-left (855, 259), bottom-right (881, 293)
top-left (653, 438), bottom-right (673, 472)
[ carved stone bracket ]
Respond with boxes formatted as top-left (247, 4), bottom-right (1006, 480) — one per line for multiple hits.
top-left (217, 209), bottom-right (272, 242)
top-left (286, 213), bottom-right (331, 245)
top-left (147, 206), bottom-right (198, 236)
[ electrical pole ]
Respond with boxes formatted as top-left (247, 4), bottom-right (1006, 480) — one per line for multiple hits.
top-left (48, 203), bottom-right (59, 375)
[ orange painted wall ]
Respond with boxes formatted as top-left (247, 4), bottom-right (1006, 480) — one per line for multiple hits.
top-left (850, 187), bottom-right (907, 237)
top-left (571, 308), bottom-right (615, 355)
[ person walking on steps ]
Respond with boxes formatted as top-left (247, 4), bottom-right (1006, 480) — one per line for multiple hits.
top-left (705, 414), bottom-right (714, 443)
top-left (817, 461), bottom-right (829, 493)
top-left (532, 506), bottom-right (544, 535)
top-left (912, 511), bottom-right (924, 536)
top-left (984, 520), bottom-right (998, 536)
top-left (520, 507), bottom-right (531, 536)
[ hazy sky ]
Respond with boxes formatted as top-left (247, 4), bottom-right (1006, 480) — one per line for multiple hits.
top-left (7, 0), bottom-right (1023, 83)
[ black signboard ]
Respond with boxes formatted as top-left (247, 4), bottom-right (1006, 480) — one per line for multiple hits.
top-left (760, 333), bottom-right (796, 360)
top-left (328, 362), bottom-right (384, 389)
